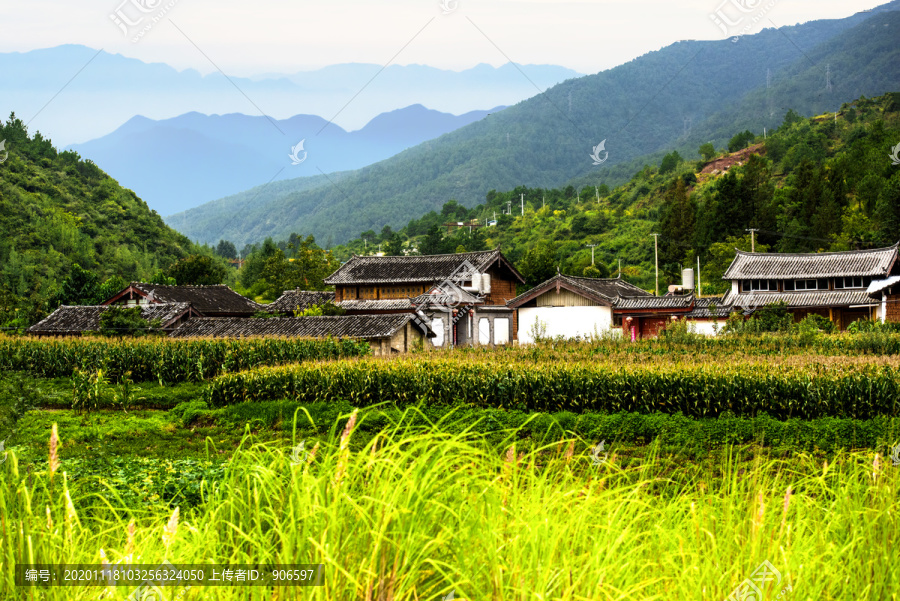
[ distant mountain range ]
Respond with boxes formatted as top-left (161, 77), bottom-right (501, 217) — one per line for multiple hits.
top-left (0, 45), bottom-right (580, 145)
top-left (167, 2), bottom-right (900, 247)
top-left (67, 104), bottom-right (504, 216)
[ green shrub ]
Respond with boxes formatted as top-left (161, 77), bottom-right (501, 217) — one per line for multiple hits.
top-left (170, 400), bottom-right (210, 427)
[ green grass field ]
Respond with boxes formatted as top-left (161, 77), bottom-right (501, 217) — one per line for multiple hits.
top-left (1, 336), bottom-right (899, 599)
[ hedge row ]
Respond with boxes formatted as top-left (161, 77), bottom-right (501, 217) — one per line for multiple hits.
top-left (204, 358), bottom-right (900, 420)
top-left (199, 398), bottom-right (900, 454)
top-left (0, 336), bottom-right (371, 383)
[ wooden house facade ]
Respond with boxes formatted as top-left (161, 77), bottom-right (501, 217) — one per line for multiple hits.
top-left (324, 248), bottom-right (525, 347)
top-left (721, 244), bottom-right (899, 329)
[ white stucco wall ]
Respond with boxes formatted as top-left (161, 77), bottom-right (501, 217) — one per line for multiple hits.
top-left (518, 306), bottom-right (613, 344)
top-left (686, 319), bottom-right (723, 336)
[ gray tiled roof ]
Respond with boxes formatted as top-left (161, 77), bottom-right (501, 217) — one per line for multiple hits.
top-left (266, 290), bottom-right (335, 314)
top-left (324, 249), bottom-right (524, 285)
top-left (112, 283), bottom-right (263, 315)
top-left (169, 314), bottom-right (432, 339)
top-left (507, 273), bottom-right (650, 308)
top-left (724, 290), bottom-right (874, 309)
top-left (684, 297), bottom-right (727, 319)
top-left (339, 299), bottom-right (415, 311)
top-left (28, 303), bottom-right (193, 335)
top-left (722, 244), bottom-right (898, 280)
top-left (614, 294), bottom-right (694, 310)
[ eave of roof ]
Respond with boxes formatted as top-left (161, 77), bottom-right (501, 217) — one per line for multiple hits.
top-left (725, 290), bottom-right (873, 309)
top-left (614, 294), bottom-right (695, 311)
top-left (867, 276), bottom-right (900, 297)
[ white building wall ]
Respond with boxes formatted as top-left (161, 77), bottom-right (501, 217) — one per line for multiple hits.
top-left (518, 306), bottom-right (613, 344)
top-left (686, 319), bottom-right (723, 336)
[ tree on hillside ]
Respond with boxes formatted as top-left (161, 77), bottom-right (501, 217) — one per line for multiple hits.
top-left (148, 269), bottom-right (176, 286)
top-left (419, 225), bottom-right (446, 256)
top-left (658, 179), bottom-right (695, 266)
top-left (702, 235), bottom-right (769, 294)
top-left (874, 172), bottom-right (900, 246)
top-left (727, 130), bottom-right (755, 152)
top-left (780, 109), bottom-right (803, 131)
top-left (54, 264), bottom-right (102, 307)
top-left (659, 151), bottom-right (683, 174)
top-left (698, 142), bottom-right (716, 161)
top-left (215, 240), bottom-right (238, 259)
top-left (254, 236), bottom-right (340, 299)
top-left (582, 263), bottom-right (610, 278)
top-left (519, 241), bottom-right (557, 286)
top-left (383, 233), bottom-right (405, 256)
top-left (98, 276), bottom-right (128, 302)
top-left (165, 255), bottom-right (227, 286)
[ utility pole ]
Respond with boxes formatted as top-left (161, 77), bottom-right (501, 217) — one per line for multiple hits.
top-left (746, 228), bottom-right (758, 252)
top-left (520, 193), bottom-right (524, 216)
top-left (618, 258), bottom-right (621, 278)
top-left (542, 196), bottom-right (545, 209)
top-left (586, 244), bottom-right (598, 265)
top-left (697, 255), bottom-right (702, 297)
top-left (651, 233), bottom-right (660, 296)
top-left (825, 64), bottom-right (833, 93)
top-left (595, 186), bottom-right (600, 204)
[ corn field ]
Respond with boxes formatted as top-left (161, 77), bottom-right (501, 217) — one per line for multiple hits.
top-left (205, 355), bottom-right (900, 420)
top-left (0, 336), bottom-right (371, 383)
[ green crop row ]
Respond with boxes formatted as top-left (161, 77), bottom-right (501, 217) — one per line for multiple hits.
top-left (0, 335), bottom-right (371, 383)
top-left (205, 357), bottom-right (900, 420)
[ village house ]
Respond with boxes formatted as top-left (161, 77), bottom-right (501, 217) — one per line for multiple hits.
top-left (324, 248), bottom-right (525, 347)
top-left (720, 244), bottom-right (899, 329)
top-left (507, 273), bottom-right (651, 343)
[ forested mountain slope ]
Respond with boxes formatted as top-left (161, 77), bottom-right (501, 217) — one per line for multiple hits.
top-left (325, 93), bottom-right (900, 295)
top-left (0, 114), bottom-right (195, 327)
top-left (171, 3), bottom-right (900, 247)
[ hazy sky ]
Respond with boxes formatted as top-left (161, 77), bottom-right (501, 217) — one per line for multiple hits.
top-left (0, 0), bottom-right (887, 75)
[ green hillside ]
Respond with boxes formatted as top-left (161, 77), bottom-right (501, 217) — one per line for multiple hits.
top-left (324, 93), bottom-right (900, 294)
top-left (0, 113), bottom-right (196, 328)
top-left (169, 4), bottom-right (900, 247)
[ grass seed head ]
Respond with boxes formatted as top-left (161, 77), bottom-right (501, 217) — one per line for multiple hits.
top-left (163, 507), bottom-right (180, 548)
top-left (49, 423), bottom-right (60, 478)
